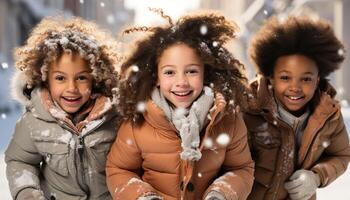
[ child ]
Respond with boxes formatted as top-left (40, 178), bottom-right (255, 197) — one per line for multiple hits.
top-left (106, 10), bottom-right (254, 200)
top-left (244, 16), bottom-right (350, 200)
top-left (5, 16), bottom-right (120, 200)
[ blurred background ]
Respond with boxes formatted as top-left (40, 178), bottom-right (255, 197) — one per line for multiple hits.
top-left (0, 0), bottom-right (349, 199)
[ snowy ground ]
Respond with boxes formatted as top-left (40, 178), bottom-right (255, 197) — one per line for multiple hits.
top-left (0, 108), bottom-right (350, 199)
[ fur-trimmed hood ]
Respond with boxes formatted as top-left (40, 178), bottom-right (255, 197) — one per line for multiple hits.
top-left (11, 69), bottom-right (33, 108)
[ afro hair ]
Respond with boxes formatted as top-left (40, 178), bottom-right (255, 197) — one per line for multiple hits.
top-left (249, 16), bottom-right (345, 78)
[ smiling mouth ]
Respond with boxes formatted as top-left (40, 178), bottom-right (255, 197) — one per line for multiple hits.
top-left (172, 91), bottom-right (192, 97)
top-left (286, 95), bottom-right (304, 100)
top-left (62, 96), bottom-right (81, 102)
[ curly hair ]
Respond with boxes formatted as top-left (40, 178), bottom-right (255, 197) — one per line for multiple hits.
top-left (14, 16), bottom-right (120, 97)
top-left (118, 10), bottom-right (249, 124)
top-left (249, 16), bottom-right (345, 78)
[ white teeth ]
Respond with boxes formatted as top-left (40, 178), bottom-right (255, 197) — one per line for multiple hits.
top-left (64, 97), bottom-right (79, 100)
top-left (289, 96), bottom-right (302, 100)
top-left (173, 91), bottom-right (191, 96)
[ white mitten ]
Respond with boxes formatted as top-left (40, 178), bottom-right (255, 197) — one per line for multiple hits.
top-left (284, 169), bottom-right (320, 200)
top-left (204, 190), bottom-right (227, 200)
top-left (137, 192), bottom-right (163, 200)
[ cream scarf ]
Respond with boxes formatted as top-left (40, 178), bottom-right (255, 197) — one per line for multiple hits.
top-left (151, 86), bottom-right (214, 161)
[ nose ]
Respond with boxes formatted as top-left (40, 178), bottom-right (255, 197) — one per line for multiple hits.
top-left (176, 73), bottom-right (189, 87)
top-left (289, 80), bottom-right (301, 92)
top-left (67, 80), bottom-right (78, 92)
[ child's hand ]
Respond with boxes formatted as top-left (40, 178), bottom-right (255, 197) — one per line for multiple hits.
top-left (284, 169), bottom-right (320, 200)
top-left (204, 190), bottom-right (227, 200)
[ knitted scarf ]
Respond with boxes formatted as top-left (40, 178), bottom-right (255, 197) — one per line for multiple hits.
top-left (151, 86), bottom-right (214, 161)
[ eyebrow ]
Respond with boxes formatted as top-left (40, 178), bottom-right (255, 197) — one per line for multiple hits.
top-left (160, 63), bottom-right (202, 69)
top-left (51, 70), bottom-right (91, 74)
top-left (277, 70), bottom-right (316, 75)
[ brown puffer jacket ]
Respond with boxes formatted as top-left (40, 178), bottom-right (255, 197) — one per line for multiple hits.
top-left (244, 77), bottom-right (350, 200)
top-left (106, 94), bottom-right (254, 200)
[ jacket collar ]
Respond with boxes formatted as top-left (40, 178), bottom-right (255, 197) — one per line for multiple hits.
top-left (30, 87), bottom-right (114, 134)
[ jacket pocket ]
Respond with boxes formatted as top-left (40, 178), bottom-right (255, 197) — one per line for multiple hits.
top-left (35, 141), bottom-right (69, 176)
top-left (86, 133), bottom-right (116, 172)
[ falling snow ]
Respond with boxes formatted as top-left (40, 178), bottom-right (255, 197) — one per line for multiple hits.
top-left (131, 65), bottom-right (139, 72)
top-left (1, 113), bottom-right (7, 119)
top-left (216, 133), bottom-right (230, 146)
top-left (100, 2), bottom-right (105, 7)
top-left (212, 41), bottom-right (219, 47)
top-left (204, 137), bottom-right (213, 149)
top-left (200, 24), bottom-right (208, 35)
top-left (1, 62), bottom-right (8, 69)
top-left (198, 172), bottom-right (202, 178)
top-left (136, 101), bottom-right (146, 113)
top-left (338, 48), bottom-right (344, 56)
top-left (322, 140), bottom-right (330, 148)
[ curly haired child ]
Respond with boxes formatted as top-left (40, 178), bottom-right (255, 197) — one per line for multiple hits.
top-left (5, 16), bottom-right (120, 200)
top-left (106, 9), bottom-right (254, 200)
top-left (244, 16), bottom-right (350, 200)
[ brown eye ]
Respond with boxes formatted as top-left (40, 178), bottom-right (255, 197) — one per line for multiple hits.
top-left (55, 75), bottom-right (65, 81)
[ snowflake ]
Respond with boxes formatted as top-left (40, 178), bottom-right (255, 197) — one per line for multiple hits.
top-left (136, 101), bottom-right (146, 113)
top-left (263, 10), bottom-right (268, 15)
top-left (1, 62), bottom-right (8, 69)
top-left (1, 113), bottom-right (7, 119)
top-left (200, 24), bottom-right (208, 35)
top-left (216, 133), bottom-right (230, 146)
top-left (338, 48), bottom-right (345, 56)
top-left (100, 2), bottom-right (105, 7)
top-left (198, 172), bottom-right (203, 178)
top-left (212, 41), bottom-right (219, 47)
top-left (204, 138), bottom-right (213, 149)
top-left (322, 140), bottom-right (330, 148)
top-left (131, 65), bottom-right (139, 72)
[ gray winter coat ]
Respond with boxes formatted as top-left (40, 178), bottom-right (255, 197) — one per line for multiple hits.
top-left (5, 87), bottom-right (119, 200)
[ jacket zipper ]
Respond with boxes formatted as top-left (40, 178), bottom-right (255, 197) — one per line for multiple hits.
top-left (77, 136), bottom-right (90, 195)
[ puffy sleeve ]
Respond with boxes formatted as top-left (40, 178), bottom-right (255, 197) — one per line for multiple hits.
top-left (311, 111), bottom-right (350, 187)
top-left (204, 113), bottom-right (255, 200)
top-left (106, 121), bottom-right (160, 199)
top-left (5, 112), bottom-right (45, 199)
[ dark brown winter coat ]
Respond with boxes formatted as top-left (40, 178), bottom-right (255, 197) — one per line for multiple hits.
top-left (244, 77), bottom-right (350, 200)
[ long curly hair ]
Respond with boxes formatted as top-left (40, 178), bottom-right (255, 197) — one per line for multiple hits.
top-left (249, 16), bottom-right (345, 79)
top-left (118, 9), bottom-right (249, 124)
top-left (14, 16), bottom-right (120, 97)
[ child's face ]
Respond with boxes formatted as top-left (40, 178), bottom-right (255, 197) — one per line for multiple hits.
top-left (271, 54), bottom-right (319, 116)
top-left (48, 52), bottom-right (93, 114)
top-left (157, 43), bottom-right (204, 109)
